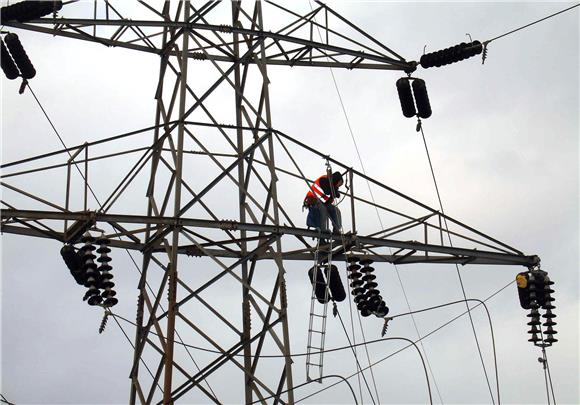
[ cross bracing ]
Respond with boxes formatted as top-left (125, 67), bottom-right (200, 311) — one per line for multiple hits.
top-left (0, 1), bottom-right (540, 404)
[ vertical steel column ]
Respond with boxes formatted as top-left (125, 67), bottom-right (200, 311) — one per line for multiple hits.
top-left (232, 2), bottom-right (253, 403)
top-left (163, 2), bottom-right (190, 404)
top-left (255, 1), bottom-right (295, 402)
top-left (130, 3), bottom-right (171, 402)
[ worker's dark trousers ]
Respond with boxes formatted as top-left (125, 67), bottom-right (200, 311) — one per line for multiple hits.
top-left (307, 201), bottom-right (342, 233)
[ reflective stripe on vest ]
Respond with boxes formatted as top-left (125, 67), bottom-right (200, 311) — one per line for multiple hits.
top-left (306, 175), bottom-right (330, 203)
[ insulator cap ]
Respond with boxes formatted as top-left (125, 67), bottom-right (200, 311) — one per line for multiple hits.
top-left (347, 272), bottom-right (362, 280)
top-left (350, 279), bottom-right (364, 288)
top-left (102, 289), bottom-right (117, 298)
top-left (88, 295), bottom-right (103, 306)
top-left (97, 255), bottom-right (112, 263)
top-left (103, 297), bottom-right (118, 307)
top-left (347, 264), bottom-right (361, 272)
top-left (98, 264), bottom-right (112, 272)
top-left (96, 246), bottom-right (111, 255)
top-left (353, 294), bottom-right (366, 304)
top-left (545, 336), bottom-right (558, 344)
top-left (528, 334), bottom-right (541, 343)
top-left (352, 287), bottom-right (366, 296)
top-left (374, 304), bottom-right (389, 317)
top-left (542, 312), bottom-right (556, 319)
top-left (1, 40), bottom-right (19, 80)
top-left (360, 308), bottom-right (372, 317)
top-left (79, 244), bottom-right (96, 253)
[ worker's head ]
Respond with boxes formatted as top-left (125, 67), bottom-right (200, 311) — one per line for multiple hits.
top-left (332, 171), bottom-right (344, 188)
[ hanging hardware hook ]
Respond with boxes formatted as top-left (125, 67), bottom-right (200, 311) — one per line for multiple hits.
top-left (481, 42), bottom-right (489, 65)
top-left (466, 33), bottom-right (473, 42)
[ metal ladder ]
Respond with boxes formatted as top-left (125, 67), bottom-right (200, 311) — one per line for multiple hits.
top-left (306, 239), bottom-right (333, 382)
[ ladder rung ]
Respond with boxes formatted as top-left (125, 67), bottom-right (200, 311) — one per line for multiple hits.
top-left (311, 314), bottom-right (326, 318)
top-left (306, 362), bottom-right (322, 366)
top-left (307, 345), bottom-right (323, 350)
top-left (308, 329), bottom-right (325, 334)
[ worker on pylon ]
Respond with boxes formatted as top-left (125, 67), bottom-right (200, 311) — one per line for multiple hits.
top-left (303, 171), bottom-right (343, 240)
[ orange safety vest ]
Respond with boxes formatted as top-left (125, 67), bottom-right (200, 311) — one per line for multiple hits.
top-left (304, 175), bottom-right (331, 206)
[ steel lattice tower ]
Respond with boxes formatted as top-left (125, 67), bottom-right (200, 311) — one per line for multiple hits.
top-left (0, 1), bottom-right (540, 404)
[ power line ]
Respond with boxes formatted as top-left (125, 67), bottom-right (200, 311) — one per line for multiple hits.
top-left (335, 307), bottom-right (378, 405)
top-left (419, 124), bottom-right (497, 404)
top-left (111, 288), bottom-right (505, 361)
top-left (299, 279), bottom-right (513, 402)
top-left (26, 83), bottom-right (102, 207)
top-left (109, 282), bottom-right (512, 403)
top-left (486, 3), bottom-right (580, 44)
top-left (306, 2), bottom-right (443, 402)
top-left (296, 337), bottom-right (431, 405)
top-left (307, 3), bottom-right (382, 401)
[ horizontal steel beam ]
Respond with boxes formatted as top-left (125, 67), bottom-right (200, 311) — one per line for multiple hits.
top-left (0, 209), bottom-right (540, 267)
top-left (4, 19), bottom-right (414, 71)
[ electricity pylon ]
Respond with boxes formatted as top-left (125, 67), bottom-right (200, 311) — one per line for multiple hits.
top-left (0, 1), bottom-right (539, 404)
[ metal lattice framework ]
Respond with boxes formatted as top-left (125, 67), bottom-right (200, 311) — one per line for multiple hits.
top-left (0, 1), bottom-right (539, 404)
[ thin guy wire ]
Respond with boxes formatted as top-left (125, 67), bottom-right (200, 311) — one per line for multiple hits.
top-left (304, 7), bottom-right (445, 397)
top-left (0, 394), bottom-right (15, 405)
top-left (545, 350), bottom-right (557, 404)
top-left (26, 84), bottom-right (218, 399)
top-left (419, 125), bottom-right (497, 404)
top-left (107, 310), bottom-right (162, 392)
top-left (336, 307), bottom-right (378, 405)
top-left (539, 330), bottom-right (557, 405)
top-left (486, 3), bottom-right (580, 44)
top-left (324, 162), bottom-right (380, 404)
top-left (322, 40), bottom-right (446, 405)
top-left (26, 83), bottom-right (102, 207)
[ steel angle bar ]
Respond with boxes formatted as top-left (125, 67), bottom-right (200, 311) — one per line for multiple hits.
top-left (1, 122), bottom-right (172, 171)
top-left (142, 336), bottom-right (222, 405)
top-left (174, 313), bottom-right (273, 405)
top-left (0, 209), bottom-right (540, 266)
top-left (165, 317), bottom-right (284, 404)
top-left (7, 17), bottom-right (411, 65)
top-left (175, 231), bottom-right (280, 314)
top-left (178, 131), bottom-right (270, 216)
top-left (1, 147), bottom-right (152, 180)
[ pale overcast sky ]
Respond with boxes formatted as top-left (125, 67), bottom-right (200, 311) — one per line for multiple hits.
top-left (1, 1), bottom-right (578, 404)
